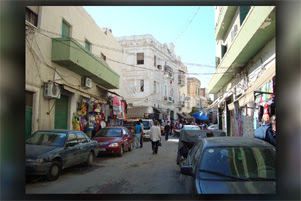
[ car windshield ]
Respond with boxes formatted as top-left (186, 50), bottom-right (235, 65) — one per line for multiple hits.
top-left (183, 126), bottom-right (200, 130)
top-left (199, 147), bottom-right (275, 180)
top-left (95, 128), bottom-right (122, 137)
top-left (25, 132), bottom-right (67, 147)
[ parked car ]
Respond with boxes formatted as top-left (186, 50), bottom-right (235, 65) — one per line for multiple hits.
top-left (180, 137), bottom-right (276, 194)
top-left (132, 119), bottom-right (154, 140)
top-left (25, 130), bottom-right (99, 181)
top-left (206, 124), bottom-right (219, 130)
top-left (92, 127), bottom-right (134, 157)
top-left (176, 129), bottom-right (226, 165)
top-left (182, 125), bottom-right (201, 130)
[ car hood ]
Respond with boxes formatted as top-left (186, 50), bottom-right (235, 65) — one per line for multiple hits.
top-left (26, 144), bottom-right (59, 158)
top-left (199, 180), bottom-right (275, 194)
top-left (92, 137), bottom-right (121, 143)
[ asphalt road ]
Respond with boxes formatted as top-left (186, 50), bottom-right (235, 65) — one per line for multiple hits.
top-left (26, 136), bottom-right (188, 194)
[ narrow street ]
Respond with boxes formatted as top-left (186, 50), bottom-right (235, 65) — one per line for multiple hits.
top-left (26, 136), bottom-right (188, 194)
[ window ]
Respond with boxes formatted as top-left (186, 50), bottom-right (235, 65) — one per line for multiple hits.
top-left (231, 25), bottom-right (238, 41)
top-left (154, 81), bottom-right (157, 94)
top-left (67, 133), bottom-right (77, 144)
top-left (76, 132), bottom-right (88, 143)
top-left (101, 53), bottom-right (106, 61)
top-left (221, 44), bottom-right (227, 59)
top-left (137, 53), bottom-right (144, 65)
top-left (187, 86), bottom-right (190, 94)
top-left (62, 20), bottom-right (71, 38)
top-left (140, 80), bottom-right (144, 92)
top-left (85, 40), bottom-right (91, 51)
top-left (154, 55), bottom-right (157, 67)
top-left (26, 7), bottom-right (38, 27)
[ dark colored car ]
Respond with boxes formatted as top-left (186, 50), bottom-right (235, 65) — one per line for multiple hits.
top-left (180, 137), bottom-right (276, 194)
top-left (26, 130), bottom-right (99, 181)
top-left (92, 127), bottom-right (134, 156)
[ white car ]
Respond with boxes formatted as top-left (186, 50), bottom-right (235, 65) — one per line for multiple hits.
top-left (182, 125), bottom-right (201, 130)
top-left (207, 124), bottom-right (219, 130)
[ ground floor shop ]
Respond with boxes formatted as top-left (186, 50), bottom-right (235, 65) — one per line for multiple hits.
top-left (25, 82), bottom-right (127, 139)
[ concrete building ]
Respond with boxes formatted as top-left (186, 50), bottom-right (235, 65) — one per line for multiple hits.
top-left (186, 77), bottom-right (202, 111)
top-left (116, 35), bottom-right (189, 121)
top-left (25, 6), bottom-right (124, 138)
top-left (206, 6), bottom-right (276, 136)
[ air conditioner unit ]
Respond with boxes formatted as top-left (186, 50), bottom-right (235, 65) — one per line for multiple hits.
top-left (44, 81), bottom-right (61, 99)
top-left (168, 96), bottom-right (173, 103)
top-left (82, 77), bottom-right (92, 89)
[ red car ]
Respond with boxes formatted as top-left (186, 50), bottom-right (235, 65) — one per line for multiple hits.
top-left (92, 127), bottom-right (134, 157)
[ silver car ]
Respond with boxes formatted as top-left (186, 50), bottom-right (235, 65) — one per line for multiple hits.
top-left (180, 137), bottom-right (276, 194)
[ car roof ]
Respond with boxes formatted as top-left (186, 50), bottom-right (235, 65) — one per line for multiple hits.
top-left (184, 125), bottom-right (199, 127)
top-left (35, 129), bottom-right (81, 133)
top-left (202, 137), bottom-right (274, 148)
top-left (102, 126), bottom-right (125, 129)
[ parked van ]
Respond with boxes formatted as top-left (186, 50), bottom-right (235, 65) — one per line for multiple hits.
top-left (132, 119), bottom-right (154, 140)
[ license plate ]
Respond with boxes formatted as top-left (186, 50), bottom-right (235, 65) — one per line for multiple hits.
top-left (99, 148), bottom-right (106, 151)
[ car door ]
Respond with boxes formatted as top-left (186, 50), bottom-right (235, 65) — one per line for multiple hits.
top-left (122, 128), bottom-right (130, 149)
top-left (63, 133), bottom-right (80, 167)
top-left (76, 132), bottom-right (90, 163)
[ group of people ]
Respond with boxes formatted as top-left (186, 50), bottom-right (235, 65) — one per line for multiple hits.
top-left (132, 120), bottom-right (144, 149)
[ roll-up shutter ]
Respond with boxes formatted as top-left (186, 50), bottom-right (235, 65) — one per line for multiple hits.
top-left (55, 95), bottom-right (68, 129)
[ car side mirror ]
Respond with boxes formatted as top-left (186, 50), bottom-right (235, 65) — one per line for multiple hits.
top-left (181, 166), bottom-right (193, 176)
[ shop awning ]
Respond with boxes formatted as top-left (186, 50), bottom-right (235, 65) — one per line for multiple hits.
top-left (153, 107), bottom-right (166, 114)
top-left (127, 107), bottom-right (148, 118)
top-left (183, 112), bottom-right (193, 119)
top-left (177, 112), bottom-right (186, 119)
top-left (200, 96), bottom-right (224, 115)
top-left (237, 64), bottom-right (275, 107)
top-left (192, 109), bottom-right (210, 120)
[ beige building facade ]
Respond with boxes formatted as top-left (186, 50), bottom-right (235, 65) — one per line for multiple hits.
top-left (186, 77), bottom-right (201, 112)
top-left (116, 35), bottom-right (189, 121)
top-left (25, 6), bottom-right (124, 137)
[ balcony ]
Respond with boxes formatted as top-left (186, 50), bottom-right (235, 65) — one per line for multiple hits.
top-left (51, 38), bottom-right (119, 89)
top-left (215, 6), bottom-right (238, 40)
top-left (209, 6), bottom-right (275, 94)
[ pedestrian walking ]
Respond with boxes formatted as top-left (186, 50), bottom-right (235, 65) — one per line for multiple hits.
top-left (150, 120), bottom-right (161, 154)
top-left (139, 119), bottom-right (144, 148)
top-left (164, 121), bottom-right (171, 141)
top-left (134, 121), bottom-right (143, 148)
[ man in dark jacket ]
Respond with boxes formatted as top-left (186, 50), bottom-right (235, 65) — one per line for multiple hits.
top-left (164, 121), bottom-right (171, 141)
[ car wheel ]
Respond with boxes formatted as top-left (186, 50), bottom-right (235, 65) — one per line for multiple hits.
top-left (46, 161), bottom-right (61, 181)
top-left (128, 142), bottom-right (134, 151)
top-left (86, 152), bottom-right (94, 166)
top-left (118, 145), bottom-right (124, 157)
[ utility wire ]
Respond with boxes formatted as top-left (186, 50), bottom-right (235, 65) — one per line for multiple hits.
top-left (34, 26), bottom-right (237, 70)
top-left (34, 28), bottom-right (237, 76)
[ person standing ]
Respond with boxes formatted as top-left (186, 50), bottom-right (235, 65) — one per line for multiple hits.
top-left (139, 119), bottom-right (144, 148)
top-left (150, 120), bottom-right (161, 154)
top-left (164, 121), bottom-right (171, 141)
top-left (134, 121), bottom-right (143, 148)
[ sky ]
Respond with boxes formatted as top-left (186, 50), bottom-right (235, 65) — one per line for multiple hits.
top-left (83, 6), bottom-right (216, 89)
